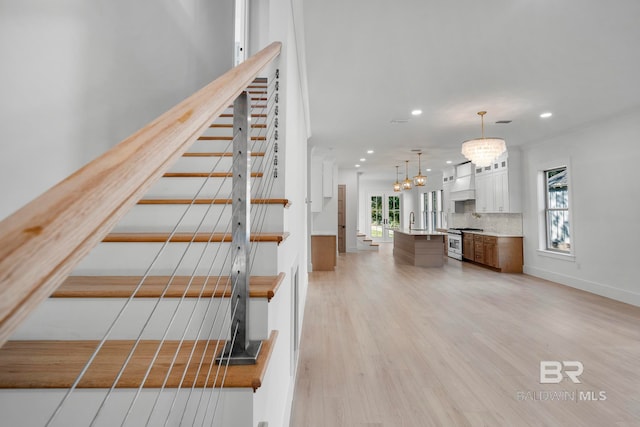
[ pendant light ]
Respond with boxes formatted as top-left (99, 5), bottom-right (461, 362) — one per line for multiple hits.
top-left (461, 111), bottom-right (506, 167)
top-left (413, 152), bottom-right (426, 186)
top-left (393, 166), bottom-right (402, 192)
top-left (402, 160), bottom-right (412, 190)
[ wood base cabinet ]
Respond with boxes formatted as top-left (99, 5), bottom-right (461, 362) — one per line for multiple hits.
top-left (474, 235), bottom-right (485, 264)
top-left (393, 231), bottom-right (445, 268)
top-left (462, 233), bottom-right (474, 260)
top-left (311, 235), bottom-right (336, 271)
top-left (465, 233), bottom-right (522, 273)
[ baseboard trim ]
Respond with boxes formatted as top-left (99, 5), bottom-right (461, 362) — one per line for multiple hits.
top-left (523, 265), bottom-right (640, 307)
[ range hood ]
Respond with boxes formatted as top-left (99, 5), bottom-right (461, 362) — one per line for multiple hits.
top-left (449, 162), bottom-right (475, 201)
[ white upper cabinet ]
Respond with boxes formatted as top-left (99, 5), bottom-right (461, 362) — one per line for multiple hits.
top-left (475, 170), bottom-right (493, 213)
top-left (322, 160), bottom-right (333, 197)
top-left (310, 154), bottom-right (323, 212)
top-left (310, 150), bottom-right (336, 212)
top-left (493, 168), bottom-right (509, 212)
top-left (474, 151), bottom-right (521, 213)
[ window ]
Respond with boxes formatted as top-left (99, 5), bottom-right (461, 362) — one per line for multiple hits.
top-left (544, 167), bottom-right (570, 252)
top-left (424, 190), bottom-right (443, 230)
top-left (370, 196), bottom-right (383, 237)
top-left (387, 196), bottom-right (400, 231)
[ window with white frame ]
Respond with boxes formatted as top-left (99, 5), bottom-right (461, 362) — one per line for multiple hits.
top-left (544, 166), bottom-right (571, 252)
top-left (423, 190), bottom-right (443, 230)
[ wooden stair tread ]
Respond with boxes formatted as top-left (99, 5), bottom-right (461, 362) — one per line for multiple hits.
top-left (54, 273), bottom-right (285, 301)
top-left (209, 123), bottom-right (267, 128)
top-left (182, 152), bottom-right (265, 157)
top-left (197, 136), bottom-right (266, 141)
top-left (162, 172), bottom-right (263, 178)
top-left (0, 331), bottom-right (277, 391)
top-left (103, 232), bottom-right (290, 244)
top-left (226, 104), bottom-right (267, 109)
top-left (220, 113), bottom-right (267, 118)
top-left (356, 233), bottom-right (366, 237)
top-left (138, 198), bottom-right (290, 207)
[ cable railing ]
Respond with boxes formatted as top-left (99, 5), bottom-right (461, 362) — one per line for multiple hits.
top-left (0, 41), bottom-right (281, 345)
top-left (0, 41), bottom-right (282, 427)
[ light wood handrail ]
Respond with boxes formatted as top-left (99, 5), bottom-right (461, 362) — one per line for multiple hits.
top-left (0, 41), bottom-right (282, 347)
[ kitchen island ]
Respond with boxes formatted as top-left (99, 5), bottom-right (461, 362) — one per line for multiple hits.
top-left (393, 229), bottom-right (447, 267)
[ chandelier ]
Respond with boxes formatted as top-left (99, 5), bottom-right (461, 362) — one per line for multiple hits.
top-left (461, 111), bottom-right (506, 167)
top-left (402, 160), bottom-right (412, 190)
top-left (413, 152), bottom-right (426, 186)
top-left (393, 166), bottom-right (401, 192)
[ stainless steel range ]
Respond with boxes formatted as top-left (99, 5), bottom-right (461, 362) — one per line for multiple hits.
top-left (447, 228), bottom-right (483, 260)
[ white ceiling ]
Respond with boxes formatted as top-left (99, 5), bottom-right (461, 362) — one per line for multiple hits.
top-left (302, 0), bottom-right (640, 181)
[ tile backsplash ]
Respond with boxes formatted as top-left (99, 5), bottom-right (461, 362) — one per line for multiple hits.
top-left (450, 200), bottom-right (523, 235)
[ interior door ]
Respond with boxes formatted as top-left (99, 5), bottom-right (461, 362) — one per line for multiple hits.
top-left (369, 193), bottom-right (400, 242)
top-left (338, 185), bottom-right (346, 253)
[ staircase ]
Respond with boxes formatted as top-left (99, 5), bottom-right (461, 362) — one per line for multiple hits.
top-left (356, 232), bottom-right (379, 251)
top-left (0, 65), bottom-right (294, 426)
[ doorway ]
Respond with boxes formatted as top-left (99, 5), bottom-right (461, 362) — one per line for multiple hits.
top-left (368, 193), bottom-right (400, 242)
top-left (234, 0), bottom-right (248, 65)
top-left (338, 185), bottom-right (346, 253)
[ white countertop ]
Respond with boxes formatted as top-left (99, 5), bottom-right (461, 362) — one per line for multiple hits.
top-left (395, 229), bottom-right (447, 236)
top-left (460, 231), bottom-right (523, 238)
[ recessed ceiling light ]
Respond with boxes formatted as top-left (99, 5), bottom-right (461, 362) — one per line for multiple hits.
top-left (367, 150), bottom-right (374, 154)
top-left (540, 112), bottom-right (553, 118)
top-left (426, 168), bottom-right (432, 172)
top-left (446, 160), bottom-right (452, 164)
top-left (360, 158), bottom-right (366, 162)
top-left (411, 109), bottom-right (422, 116)
top-left (355, 164), bottom-right (361, 168)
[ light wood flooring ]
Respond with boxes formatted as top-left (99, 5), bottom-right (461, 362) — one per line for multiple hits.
top-left (290, 244), bottom-right (640, 427)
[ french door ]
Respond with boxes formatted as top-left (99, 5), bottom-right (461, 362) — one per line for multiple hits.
top-left (369, 193), bottom-right (400, 242)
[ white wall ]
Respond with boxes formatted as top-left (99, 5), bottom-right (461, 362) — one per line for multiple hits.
top-left (521, 107), bottom-right (640, 307)
top-left (248, 0), bottom-right (270, 58)
top-left (253, 0), bottom-right (311, 426)
top-left (402, 188), bottom-right (417, 230)
top-left (338, 168), bottom-right (358, 252)
top-left (0, 0), bottom-right (233, 219)
top-left (308, 146), bottom-right (323, 213)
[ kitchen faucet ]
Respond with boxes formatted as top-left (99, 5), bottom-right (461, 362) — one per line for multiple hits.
top-left (409, 211), bottom-right (415, 231)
